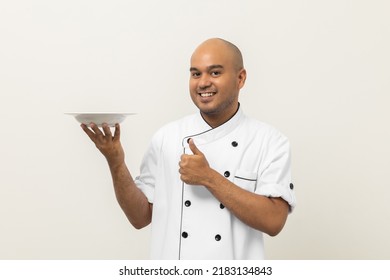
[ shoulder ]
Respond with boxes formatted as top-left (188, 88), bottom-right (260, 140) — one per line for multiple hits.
top-left (241, 114), bottom-right (289, 143)
top-left (149, 114), bottom-right (197, 144)
top-left (155, 114), bottom-right (197, 135)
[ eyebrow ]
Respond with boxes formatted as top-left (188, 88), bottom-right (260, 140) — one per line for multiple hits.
top-left (190, 64), bottom-right (224, 72)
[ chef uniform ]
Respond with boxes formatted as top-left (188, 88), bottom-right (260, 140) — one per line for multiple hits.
top-left (135, 106), bottom-right (296, 259)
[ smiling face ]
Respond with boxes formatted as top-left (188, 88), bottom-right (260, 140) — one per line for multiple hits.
top-left (189, 38), bottom-right (246, 127)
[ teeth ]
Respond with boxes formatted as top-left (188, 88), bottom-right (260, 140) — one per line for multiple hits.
top-left (200, 92), bottom-right (214, 97)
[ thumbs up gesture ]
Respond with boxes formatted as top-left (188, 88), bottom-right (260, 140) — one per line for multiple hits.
top-left (179, 139), bottom-right (211, 185)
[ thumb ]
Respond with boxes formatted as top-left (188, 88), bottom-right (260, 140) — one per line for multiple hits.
top-left (189, 138), bottom-right (202, 155)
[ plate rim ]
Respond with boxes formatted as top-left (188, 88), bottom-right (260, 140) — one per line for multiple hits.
top-left (65, 112), bottom-right (136, 115)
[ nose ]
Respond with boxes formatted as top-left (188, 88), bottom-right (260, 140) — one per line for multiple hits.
top-left (198, 74), bottom-right (212, 89)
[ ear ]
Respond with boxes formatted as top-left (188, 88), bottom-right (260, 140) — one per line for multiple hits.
top-left (237, 68), bottom-right (247, 89)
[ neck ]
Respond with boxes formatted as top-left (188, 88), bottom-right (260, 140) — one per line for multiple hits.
top-left (201, 103), bottom-right (240, 128)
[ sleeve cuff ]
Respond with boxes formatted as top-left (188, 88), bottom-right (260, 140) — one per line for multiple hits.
top-left (134, 178), bottom-right (155, 204)
top-left (257, 183), bottom-right (296, 212)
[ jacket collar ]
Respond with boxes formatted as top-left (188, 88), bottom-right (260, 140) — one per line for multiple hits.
top-left (182, 105), bottom-right (244, 148)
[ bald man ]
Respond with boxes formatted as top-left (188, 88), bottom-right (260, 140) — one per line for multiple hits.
top-left (82, 38), bottom-right (296, 259)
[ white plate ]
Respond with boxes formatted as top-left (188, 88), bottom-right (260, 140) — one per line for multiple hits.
top-left (66, 112), bottom-right (135, 127)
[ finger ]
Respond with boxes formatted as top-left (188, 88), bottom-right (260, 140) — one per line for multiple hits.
top-left (189, 138), bottom-right (202, 155)
top-left (113, 123), bottom-right (121, 141)
top-left (180, 154), bottom-right (189, 165)
top-left (90, 122), bottom-right (104, 136)
top-left (102, 123), bottom-right (112, 138)
top-left (81, 123), bottom-right (97, 142)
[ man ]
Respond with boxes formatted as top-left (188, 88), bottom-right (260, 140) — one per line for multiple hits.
top-left (81, 38), bottom-right (296, 259)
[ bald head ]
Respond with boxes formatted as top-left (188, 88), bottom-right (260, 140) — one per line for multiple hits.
top-left (191, 38), bottom-right (244, 72)
top-left (189, 38), bottom-right (247, 127)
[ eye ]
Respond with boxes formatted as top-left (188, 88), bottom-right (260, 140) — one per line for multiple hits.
top-left (191, 72), bottom-right (201, 78)
top-left (211, 71), bottom-right (221, 77)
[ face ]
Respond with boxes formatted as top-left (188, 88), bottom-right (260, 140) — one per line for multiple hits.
top-left (189, 41), bottom-right (246, 127)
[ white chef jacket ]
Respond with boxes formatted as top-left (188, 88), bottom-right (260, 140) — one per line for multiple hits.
top-left (135, 106), bottom-right (296, 259)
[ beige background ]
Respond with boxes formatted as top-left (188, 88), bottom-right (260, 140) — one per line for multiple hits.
top-left (1, 0), bottom-right (389, 259)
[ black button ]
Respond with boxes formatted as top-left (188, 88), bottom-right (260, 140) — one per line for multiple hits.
top-left (182, 232), bottom-right (188, 238)
top-left (290, 183), bottom-right (294, 190)
top-left (224, 171), bottom-right (230, 178)
top-left (231, 141), bottom-right (238, 147)
top-left (215, 234), bottom-right (221, 241)
top-left (220, 203), bottom-right (225, 209)
top-left (184, 200), bottom-right (191, 207)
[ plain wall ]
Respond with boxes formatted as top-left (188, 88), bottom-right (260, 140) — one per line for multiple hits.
top-left (1, 0), bottom-right (389, 259)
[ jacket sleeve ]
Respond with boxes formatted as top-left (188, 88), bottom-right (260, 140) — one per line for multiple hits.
top-left (256, 130), bottom-right (296, 212)
top-left (134, 130), bottom-right (163, 204)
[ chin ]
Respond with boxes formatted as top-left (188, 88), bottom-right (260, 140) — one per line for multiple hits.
top-left (196, 103), bottom-right (217, 114)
